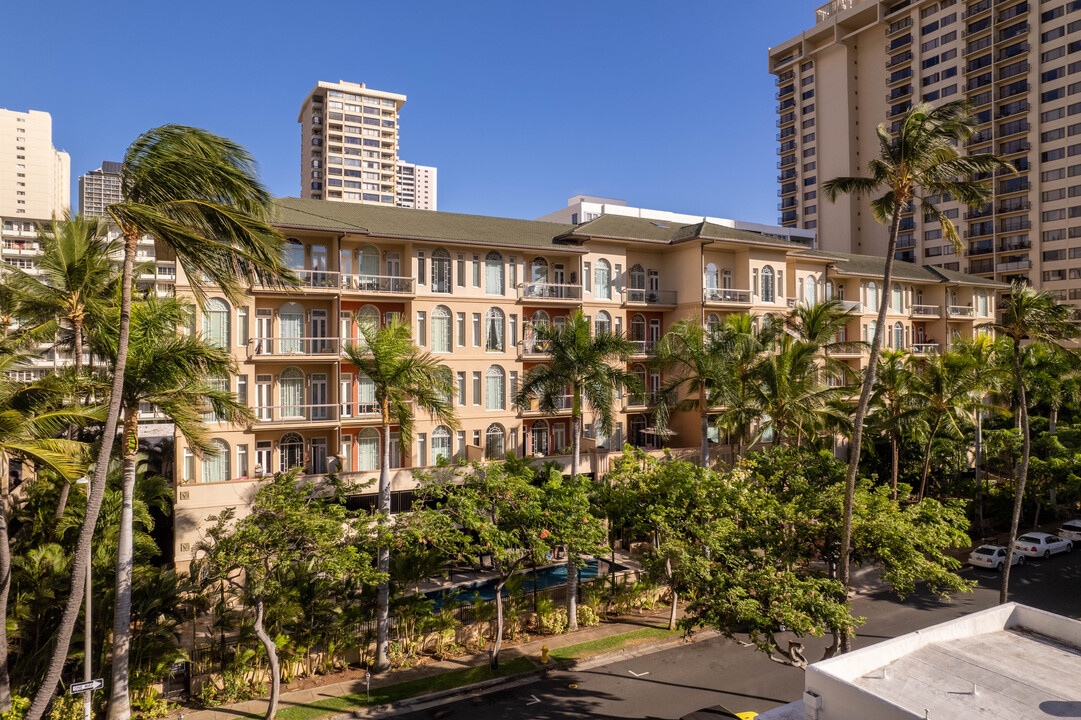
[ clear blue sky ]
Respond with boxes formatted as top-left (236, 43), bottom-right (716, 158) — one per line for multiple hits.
top-left (1, 0), bottom-right (815, 225)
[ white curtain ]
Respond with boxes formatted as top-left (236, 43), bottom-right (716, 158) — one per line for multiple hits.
top-left (486, 309), bottom-right (504, 351)
top-left (202, 439), bottom-right (229, 483)
top-left (358, 429), bottom-right (379, 471)
top-left (280, 307), bottom-right (303, 353)
top-left (203, 299), bottom-right (230, 348)
top-left (432, 427), bottom-right (451, 464)
top-left (432, 307), bottom-right (451, 352)
top-left (485, 253), bottom-right (504, 295)
top-left (595, 260), bottom-right (611, 299)
top-left (486, 366), bottom-right (505, 410)
top-left (357, 374), bottom-right (375, 414)
top-left (281, 369), bottom-right (304, 417)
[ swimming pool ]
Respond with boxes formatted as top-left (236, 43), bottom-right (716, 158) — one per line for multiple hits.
top-left (425, 558), bottom-right (621, 607)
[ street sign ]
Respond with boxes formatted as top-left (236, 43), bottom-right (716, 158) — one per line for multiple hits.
top-left (71, 679), bottom-right (104, 694)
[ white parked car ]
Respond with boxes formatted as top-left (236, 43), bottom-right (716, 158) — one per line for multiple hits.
top-left (1013, 532), bottom-right (1073, 559)
top-left (968, 544), bottom-right (1023, 571)
top-left (1058, 520), bottom-right (1081, 542)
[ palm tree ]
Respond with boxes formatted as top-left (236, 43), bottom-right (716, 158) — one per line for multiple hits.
top-left (952, 334), bottom-right (1006, 532)
top-left (985, 282), bottom-right (1078, 605)
top-left (1022, 341), bottom-right (1081, 435)
top-left (514, 309), bottom-right (640, 630)
top-left (908, 349), bottom-right (980, 501)
top-left (715, 314), bottom-right (772, 457)
top-left (867, 349), bottom-right (917, 500)
top-left (822, 101), bottom-right (1012, 646)
top-left (752, 333), bottom-right (845, 446)
top-left (651, 318), bottom-right (727, 467)
top-left (341, 316), bottom-right (457, 672)
top-left (6, 215), bottom-right (125, 518)
top-left (89, 293), bottom-right (249, 718)
top-left (0, 350), bottom-right (101, 712)
top-left (30, 126), bottom-right (294, 720)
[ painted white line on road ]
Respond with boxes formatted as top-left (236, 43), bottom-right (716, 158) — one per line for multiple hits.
top-left (526, 695), bottom-right (542, 706)
top-left (628, 670), bottom-right (650, 677)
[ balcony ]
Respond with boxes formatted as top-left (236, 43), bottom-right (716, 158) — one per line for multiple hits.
top-left (998, 178), bottom-right (1030, 194)
top-left (521, 395), bottom-right (573, 416)
top-left (911, 343), bottom-right (940, 355)
top-left (885, 34), bottom-right (913, 53)
top-left (257, 269), bottom-right (340, 293)
top-left (962, 0), bottom-right (991, 18)
top-left (996, 259), bottom-right (1032, 272)
top-left (840, 300), bottom-right (864, 314)
top-left (629, 340), bottom-right (657, 356)
top-left (886, 85), bottom-right (913, 102)
top-left (910, 304), bottom-right (942, 317)
top-left (995, 43), bottom-right (1029, 63)
top-left (253, 404), bottom-right (338, 426)
top-left (249, 337), bottom-right (340, 359)
top-left (518, 283), bottom-right (583, 302)
top-left (968, 240), bottom-right (994, 255)
top-left (947, 305), bottom-right (976, 318)
top-left (341, 273), bottom-right (415, 296)
top-left (704, 288), bottom-right (753, 305)
top-left (886, 51), bottom-right (913, 70)
top-left (624, 289), bottom-right (677, 306)
top-left (996, 199), bottom-right (1030, 215)
top-left (886, 17), bottom-right (913, 35)
top-left (339, 402), bottom-right (382, 424)
top-left (999, 238), bottom-right (1031, 252)
top-left (520, 339), bottom-right (551, 357)
top-left (625, 392), bottom-right (663, 411)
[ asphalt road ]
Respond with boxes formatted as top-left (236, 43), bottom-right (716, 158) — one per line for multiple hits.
top-left (397, 543), bottom-right (1081, 720)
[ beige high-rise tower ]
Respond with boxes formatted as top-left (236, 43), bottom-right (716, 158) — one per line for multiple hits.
top-left (299, 80), bottom-right (407, 206)
top-left (0, 108), bottom-right (69, 220)
top-left (770, 0), bottom-right (1081, 303)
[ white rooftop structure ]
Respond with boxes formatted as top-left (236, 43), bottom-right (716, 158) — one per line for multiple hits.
top-left (760, 603), bottom-right (1081, 720)
top-left (536, 195), bottom-right (818, 248)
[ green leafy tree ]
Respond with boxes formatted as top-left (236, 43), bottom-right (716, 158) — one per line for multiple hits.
top-left (341, 316), bottom-right (457, 672)
top-left (31, 126), bottom-right (295, 720)
top-left (514, 309), bottom-right (639, 630)
top-left (868, 349), bottom-right (917, 500)
top-left (822, 101), bottom-right (1012, 647)
top-left (89, 293), bottom-right (250, 714)
top-left (714, 314), bottom-right (772, 456)
top-left (984, 282), bottom-right (1078, 604)
top-left (193, 471), bottom-right (381, 720)
top-left (752, 333), bottom-right (845, 446)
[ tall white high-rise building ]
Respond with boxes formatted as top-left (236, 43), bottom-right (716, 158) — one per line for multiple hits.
top-left (396, 161), bottom-right (437, 210)
top-left (0, 108), bottom-right (69, 220)
top-left (79, 161), bottom-right (123, 217)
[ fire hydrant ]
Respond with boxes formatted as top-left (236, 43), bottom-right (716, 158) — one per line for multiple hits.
top-left (540, 645), bottom-right (550, 678)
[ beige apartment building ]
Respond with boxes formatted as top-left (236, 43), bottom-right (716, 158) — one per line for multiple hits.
top-left (396, 161), bottom-right (437, 210)
top-left (770, 0), bottom-right (1081, 304)
top-left (0, 108), bottom-right (69, 221)
top-left (170, 197), bottom-right (1001, 567)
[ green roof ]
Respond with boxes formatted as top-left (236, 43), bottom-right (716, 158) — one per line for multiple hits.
top-left (561, 214), bottom-right (808, 249)
top-left (272, 197), bottom-right (579, 251)
top-left (808, 251), bottom-right (1006, 287)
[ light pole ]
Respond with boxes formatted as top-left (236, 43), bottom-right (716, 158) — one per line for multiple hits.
top-left (76, 475), bottom-right (91, 720)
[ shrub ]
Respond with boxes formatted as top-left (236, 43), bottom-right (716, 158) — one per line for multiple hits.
top-left (577, 605), bottom-right (601, 627)
top-left (3, 696), bottom-right (30, 720)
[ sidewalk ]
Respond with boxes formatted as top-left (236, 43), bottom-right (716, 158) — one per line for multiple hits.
top-left (181, 611), bottom-right (681, 720)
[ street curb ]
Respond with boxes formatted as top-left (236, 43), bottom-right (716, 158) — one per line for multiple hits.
top-left (335, 627), bottom-right (716, 719)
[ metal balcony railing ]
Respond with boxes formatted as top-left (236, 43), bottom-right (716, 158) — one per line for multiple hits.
top-left (340, 274), bottom-right (415, 294)
top-left (911, 343), bottom-right (940, 355)
top-left (947, 305), bottom-right (976, 317)
top-left (625, 288), bottom-right (677, 305)
top-left (249, 337), bottom-right (340, 357)
top-left (519, 283), bottom-right (583, 301)
top-left (910, 304), bottom-right (941, 316)
top-left (703, 288), bottom-right (753, 304)
top-left (253, 404), bottom-right (338, 425)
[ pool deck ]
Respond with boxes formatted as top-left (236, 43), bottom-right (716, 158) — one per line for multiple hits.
top-left (413, 550), bottom-right (642, 597)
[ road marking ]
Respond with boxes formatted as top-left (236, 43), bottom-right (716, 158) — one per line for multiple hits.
top-left (628, 670), bottom-right (650, 677)
top-left (526, 695), bottom-right (542, 706)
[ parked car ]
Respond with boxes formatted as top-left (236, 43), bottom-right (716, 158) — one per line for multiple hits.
top-left (1013, 532), bottom-right (1073, 559)
top-left (1058, 520), bottom-right (1081, 542)
top-left (968, 544), bottom-right (1023, 571)
top-left (681, 706), bottom-right (757, 720)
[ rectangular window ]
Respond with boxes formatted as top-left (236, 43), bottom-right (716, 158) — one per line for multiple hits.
top-left (237, 307), bottom-right (249, 347)
top-left (237, 445), bottom-right (248, 479)
top-left (183, 448), bottom-right (194, 482)
top-left (456, 312), bottom-right (466, 346)
top-left (457, 372), bottom-right (466, 405)
top-left (583, 262), bottom-right (591, 291)
top-left (509, 257), bottom-right (517, 287)
top-left (457, 253), bottom-right (466, 286)
top-left (237, 375), bottom-right (248, 408)
top-left (417, 252), bottom-right (426, 284)
top-left (473, 255), bottom-right (481, 287)
top-left (418, 434), bottom-right (427, 467)
top-left (509, 314), bottom-right (518, 347)
top-left (416, 311), bottom-right (427, 346)
top-left (472, 372), bottom-right (482, 406)
top-left (456, 431), bottom-right (466, 458)
top-left (472, 313), bottom-right (481, 347)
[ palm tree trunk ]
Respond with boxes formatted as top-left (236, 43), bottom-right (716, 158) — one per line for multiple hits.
top-left (1050, 407), bottom-right (1058, 435)
top-left (28, 231), bottom-right (138, 720)
top-left (54, 317), bottom-right (84, 522)
top-left (0, 456), bottom-right (14, 712)
top-left (1001, 339), bottom-right (1030, 605)
top-left (565, 412), bottom-right (581, 632)
top-left (665, 555), bottom-right (677, 632)
top-left (106, 413), bottom-right (138, 720)
top-left (700, 389), bottom-right (710, 468)
top-left (252, 597), bottom-right (280, 720)
top-left (918, 418), bottom-right (942, 501)
top-left (491, 579), bottom-right (504, 669)
top-left (839, 207), bottom-right (902, 653)
top-left (890, 430), bottom-right (900, 501)
top-left (374, 417), bottom-right (392, 672)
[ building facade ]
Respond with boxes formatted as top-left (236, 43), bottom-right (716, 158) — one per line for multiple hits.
top-left (78, 161), bottom-right (123, 217)
top-left (170, 197), bottom-right (1001, 568)
top-left (299, 80), bottom-right (407, 206)
top-left (0, 108), bottom-right (69, 221)
top-left (395, 161), bottom-right (437, 210)
top-left (770, 0), bottom-right (1081, 303)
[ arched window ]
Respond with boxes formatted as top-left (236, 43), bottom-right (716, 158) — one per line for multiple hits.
top-left (629, 264), bottom-right (646, 291)
top-left (485, 251), bottom-right (504, 295)
top-left (531, 419), bottom-right (549, 456)
top-left (280, 301), bottom-right (304, 354)
top-left (807, 276), bottom-right (818, 306)
top-left (706, 313), bottom-right (721, 336)
top-left (595, 310), bottom-right (612, 336)
top-left (485, 307), bottom-right (505, 352)
top-left (867, 281), bottom-right (878, 310)
top-left (892, 284), bottom-right (903, 313)
top-left (978, 290), bottom-right (988, 316)
top-left (630, 415), bottom-right (647, 448)
top-left (432, 305), bottom-right (452, 352)
top-left (893, 322), bottom-right (904, 349)
top-left (485, 365), bottom-right (506, 410)
top-left (431, 249), bottom-right (451, 293)
top-left (432, 426), bottom-right (452, 464)
top-left (630, 314), bottom-right (646, 342)
top-left (202, 438), bottom-right (229, 483)
top-left (530, 257), bottom-right (549, 284)
top-left (632, 363), bottom-right (647, 405)
top-left (359, 244), bottom-right (380, 276)
top-left (203, 298), bottom-right (230, 348)
top-left (705, 263), bottom-right (719, 291)
top-left (594, 259), bottom-right (611, 300)
top-left (485, 424), bottom-right (506, 460)
top-left (280, 367), bottom-right (304, 418)
top-left (761, 266), bottom-right (775, 303)
top-left (358, 428), bottom-right (380, 471)
top-left (280, 432), bottom-right (304, 472)
top-left (355, 304), bottom-right (380, 349)
top-left (284, 238), bottom-right (304, 270)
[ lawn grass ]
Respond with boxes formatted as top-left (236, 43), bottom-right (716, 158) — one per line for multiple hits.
top-left (273, 656), bottom-right (535, 720)
top-left (547, 627), bottom-right (682, 663)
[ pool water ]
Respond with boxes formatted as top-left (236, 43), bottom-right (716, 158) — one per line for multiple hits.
top-left (424, 558), bottom-right (619, 608)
